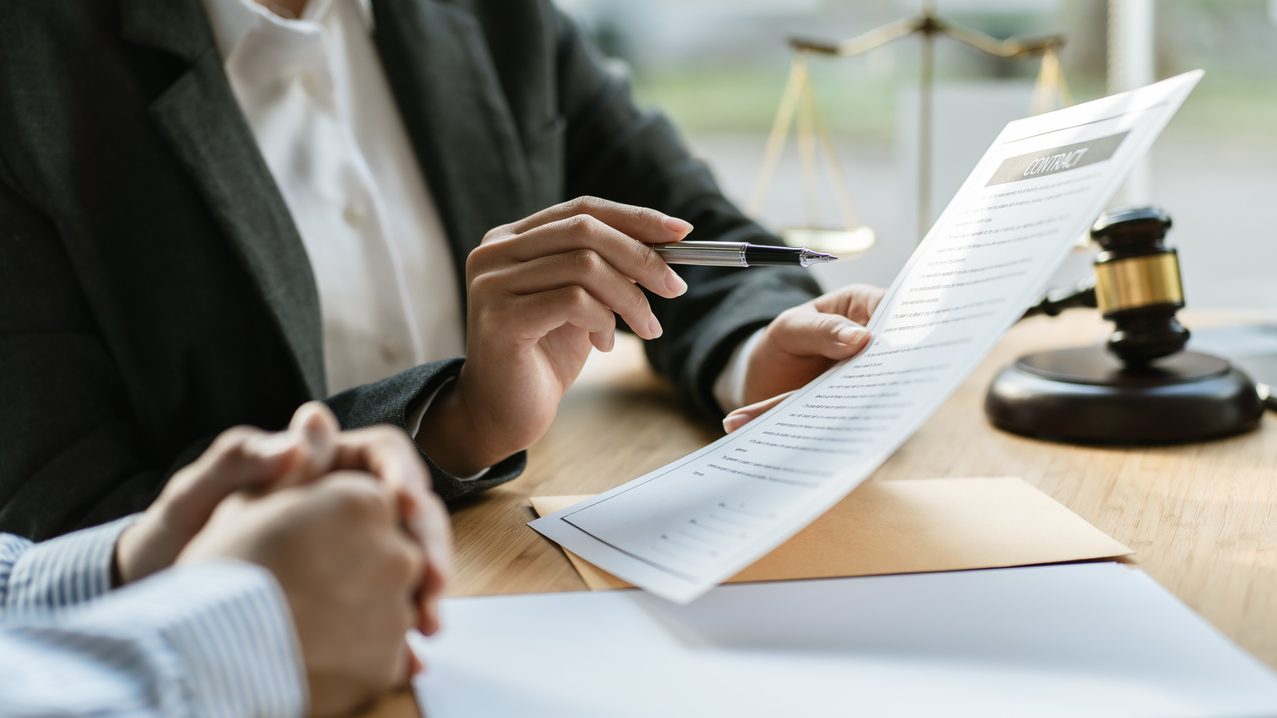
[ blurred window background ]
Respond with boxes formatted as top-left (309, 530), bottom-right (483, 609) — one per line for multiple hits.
top-left (558, 0), bottom-right (1277, 308)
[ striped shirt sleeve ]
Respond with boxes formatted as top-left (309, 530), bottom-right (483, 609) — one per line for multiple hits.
top-left (0, 560), bottom-right (307, 717)
top-left (0, 516), bottom-right (138, 612)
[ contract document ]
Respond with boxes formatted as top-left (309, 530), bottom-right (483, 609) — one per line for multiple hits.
top-left (531, 71), bottom-right (1203, 603)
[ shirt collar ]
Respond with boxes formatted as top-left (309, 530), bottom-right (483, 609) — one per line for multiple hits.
top-left (201, 0), bottom-right (373, 62)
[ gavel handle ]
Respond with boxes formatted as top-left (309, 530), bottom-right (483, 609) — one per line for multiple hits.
top-left (1021, 280), bottom-right (1098, 319)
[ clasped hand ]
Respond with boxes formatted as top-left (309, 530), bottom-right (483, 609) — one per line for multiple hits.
top-left (115, 403), bottom-right (450, 717)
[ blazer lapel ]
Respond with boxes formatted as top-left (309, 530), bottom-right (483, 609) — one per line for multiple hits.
top-left (121, 0), bottom-right (327, 398)
top-left (371, 0), bottom-right (532, 307)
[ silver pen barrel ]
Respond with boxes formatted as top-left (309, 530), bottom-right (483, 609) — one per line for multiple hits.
top-left (654, 241), bottom-right (748, 267)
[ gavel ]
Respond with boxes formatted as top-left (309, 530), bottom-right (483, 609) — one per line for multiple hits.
top-left (986, 206), bottom-right (1263, 444)
top-left (1091, 207), bottom-right (1188, 365)
top-left (1021, 206), bottom-right (1188, 365)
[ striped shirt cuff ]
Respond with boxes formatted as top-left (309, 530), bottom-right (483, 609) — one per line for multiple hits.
top-left (62, 560), bottom-right (306, 717)
top-left (3, 515), bottom-right (138, 612)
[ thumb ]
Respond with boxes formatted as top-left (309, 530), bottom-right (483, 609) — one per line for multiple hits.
top-left (278, 401), bottom-right (341, 486)
top-left (722, 391), bottom-right (794, 433)
top-left (770, 308), bottom-right (871, 361)
top-left (120, 427), bottom-right (305, 585)
top-left (157, 428), bottom-right (302, 536)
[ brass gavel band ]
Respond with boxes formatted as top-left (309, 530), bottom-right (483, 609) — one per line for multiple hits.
top-left (1094, 252), bottom-right (1184, 314)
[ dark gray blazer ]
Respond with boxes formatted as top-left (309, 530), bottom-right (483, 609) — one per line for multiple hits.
top-left (0, 0), bottom-right (820, 539)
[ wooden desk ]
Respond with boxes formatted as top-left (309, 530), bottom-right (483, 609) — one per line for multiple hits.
top-left (369, 310), bottom-right (1277, 716)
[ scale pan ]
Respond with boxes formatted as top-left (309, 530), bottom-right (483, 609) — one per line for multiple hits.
top-left (781, 226), bottom-right (875, 257)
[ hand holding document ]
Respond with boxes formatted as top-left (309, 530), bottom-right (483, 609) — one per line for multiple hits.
top-left (531, 71), bottom-right (1204, 603)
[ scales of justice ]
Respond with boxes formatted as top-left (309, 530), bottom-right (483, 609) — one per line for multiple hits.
top-left (751, 3), bottom-right (1263, 444)
top-left (747, 1), bottom-right (1071, 255)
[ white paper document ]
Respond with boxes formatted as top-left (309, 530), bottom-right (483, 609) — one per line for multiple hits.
top-left (531, 72), bottom-right (1204, 603)
top-left (412, 563), bottom-right (1277, 718)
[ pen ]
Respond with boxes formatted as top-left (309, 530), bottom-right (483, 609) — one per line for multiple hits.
top-left (654, 241), bottom-right (837, 268)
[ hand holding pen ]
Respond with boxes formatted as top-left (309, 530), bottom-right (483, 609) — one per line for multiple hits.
top-left (423, 195), bottom-right (863, 480)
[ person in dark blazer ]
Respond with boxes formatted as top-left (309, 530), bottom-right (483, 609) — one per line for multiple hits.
top-left (0, 0), bottom-right (883, 540)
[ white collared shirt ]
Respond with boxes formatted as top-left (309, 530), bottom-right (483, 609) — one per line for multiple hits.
top-left (204, 0), bottom-right (463, 396)
top-left (201, 0), bottom-right (754, 414)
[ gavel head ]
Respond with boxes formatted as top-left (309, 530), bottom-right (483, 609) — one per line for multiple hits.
top-left (1090, 207), bottom-right (1188, 366)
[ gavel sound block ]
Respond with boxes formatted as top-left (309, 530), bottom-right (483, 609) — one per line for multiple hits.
top-left (985, 207), bottom-right (1263, 444)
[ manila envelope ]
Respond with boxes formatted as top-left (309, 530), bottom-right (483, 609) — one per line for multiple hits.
top-left (531, 477), bottom-right (1131, 591)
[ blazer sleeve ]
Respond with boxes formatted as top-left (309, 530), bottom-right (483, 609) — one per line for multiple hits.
top-left (324, 360), bottom-right (527, 504)
top-left (550, 7), bottom-right (823, 421)
top-left (0, 162), bottom-right (518, 537)
top-left (0, 173), bottom-right (198, 540)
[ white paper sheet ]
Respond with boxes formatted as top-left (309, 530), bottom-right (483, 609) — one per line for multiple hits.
top-left (531, 72), bottom-right (1203, 603)
top-left (411, 563), bottom-right (1277, 718)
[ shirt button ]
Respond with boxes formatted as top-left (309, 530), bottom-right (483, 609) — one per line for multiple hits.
top-left (380, 342), bottom-right (401, 364)
top-left (300, 71), bottom-right (323, 97)
top-left (343, 200), bottom-right (368, 226)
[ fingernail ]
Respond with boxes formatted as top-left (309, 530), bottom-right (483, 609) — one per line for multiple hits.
top-left (722, 412), bottom-right (748, 433)
top-left (665, 271), bottom-right (687, 296)
top-left (662, 216), bottom-right (694, 235)
top-left (250, 433), bottom-right (298, 460)
top-left (837, 327), bottom-right (867, 345)
top-left (288, 402), bottom-right (314, 432)
top-left (648, 313), bottom-right (663, 339)
top-left (295, 401), bottom-right (334, 438)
